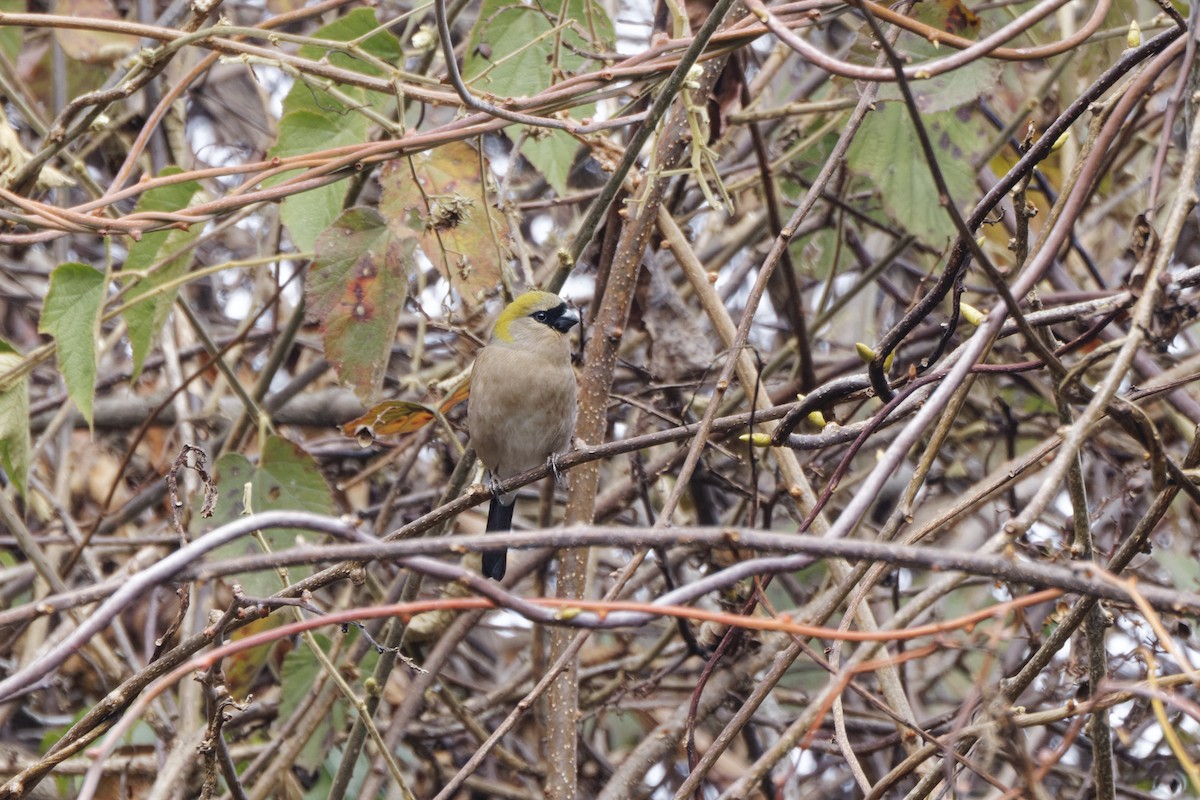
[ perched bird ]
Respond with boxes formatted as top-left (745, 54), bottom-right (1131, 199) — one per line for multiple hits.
top-left (468, 291), bottom-right (579, 580)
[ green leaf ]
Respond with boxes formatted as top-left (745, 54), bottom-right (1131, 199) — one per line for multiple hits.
top-left (270, 111), bottom-right (365, 253)
top-left (0, 346), bottom-right (29, 498)
top-left (270, 9), bottom-right (402, 252)
top-left (1153, 536), bottom-right (1200, 592)
top-left (464, 1), bottom-right (555, 99)
top-left (122, 168), bottom-right (205, 379)
top-left (39, 263), bottom-right (104, 429)
top-left (464, 0), bottom-right (613, 98)
top-left (254, 435), bottom-right (336, 518)
top-left (277, 628), bottom-right (379, 776)
top-left (0, 0), bottom-right (24, 62)
top-left (279, 635), bottom-right (347, 772)
top-left (197, 435), bottom-right (335, 595)
top-left (306, 207), bottom-right (414, 400)
top-left (464, 0), bottom-right (613, 195)
top-left (780, 127), bottom-right (842, 215)
top-left (280, 8), bottom-right (402, 118)
top-left (846, 102), bottom-right (984, 243)
top-left (877, 39), bottom-right (998, 113)
top-left (305, 7), bottom-right (403, 63)
top-left (520, 123), bottom-right (590, 197)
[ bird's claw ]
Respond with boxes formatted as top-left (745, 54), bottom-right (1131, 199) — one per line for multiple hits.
top-left (547, 452), bottom-right (565, 484)
top-left (487, 476), bottom-right (504, 498)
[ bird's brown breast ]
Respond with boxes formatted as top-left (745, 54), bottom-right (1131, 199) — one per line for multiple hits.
top-left (468, 345), bottom-right (577, 480)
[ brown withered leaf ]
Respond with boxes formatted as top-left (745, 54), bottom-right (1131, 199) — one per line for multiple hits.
top-left (378, 142), bottom-right (512, 307)
top-left (341, 381), bottom-right (470, 444)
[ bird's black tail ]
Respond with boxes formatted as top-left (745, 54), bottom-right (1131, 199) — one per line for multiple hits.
top-left (483, 497), bottom-right (514, 580)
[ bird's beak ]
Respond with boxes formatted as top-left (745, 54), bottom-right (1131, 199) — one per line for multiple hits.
top-left (552, 308), bottom-right (580, 333)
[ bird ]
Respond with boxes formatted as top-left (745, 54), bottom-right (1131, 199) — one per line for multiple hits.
top-left (468, 291), bottom-right (579, 580)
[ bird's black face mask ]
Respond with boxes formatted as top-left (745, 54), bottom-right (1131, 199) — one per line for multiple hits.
top-left (534, 303), bottom-right (580, 333)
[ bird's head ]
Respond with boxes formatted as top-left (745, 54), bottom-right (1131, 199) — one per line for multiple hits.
top-left (489, 291), bottom-right (579, 348)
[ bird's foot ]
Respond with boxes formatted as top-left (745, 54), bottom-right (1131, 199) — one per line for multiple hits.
top-left (547, 452), bottom-right (566, 485)
top-left (487, 475), bottom-right (504, 498)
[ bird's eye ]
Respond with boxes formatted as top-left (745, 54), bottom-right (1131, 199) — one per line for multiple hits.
top-left (533, 310), bottom-right (548, 322)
